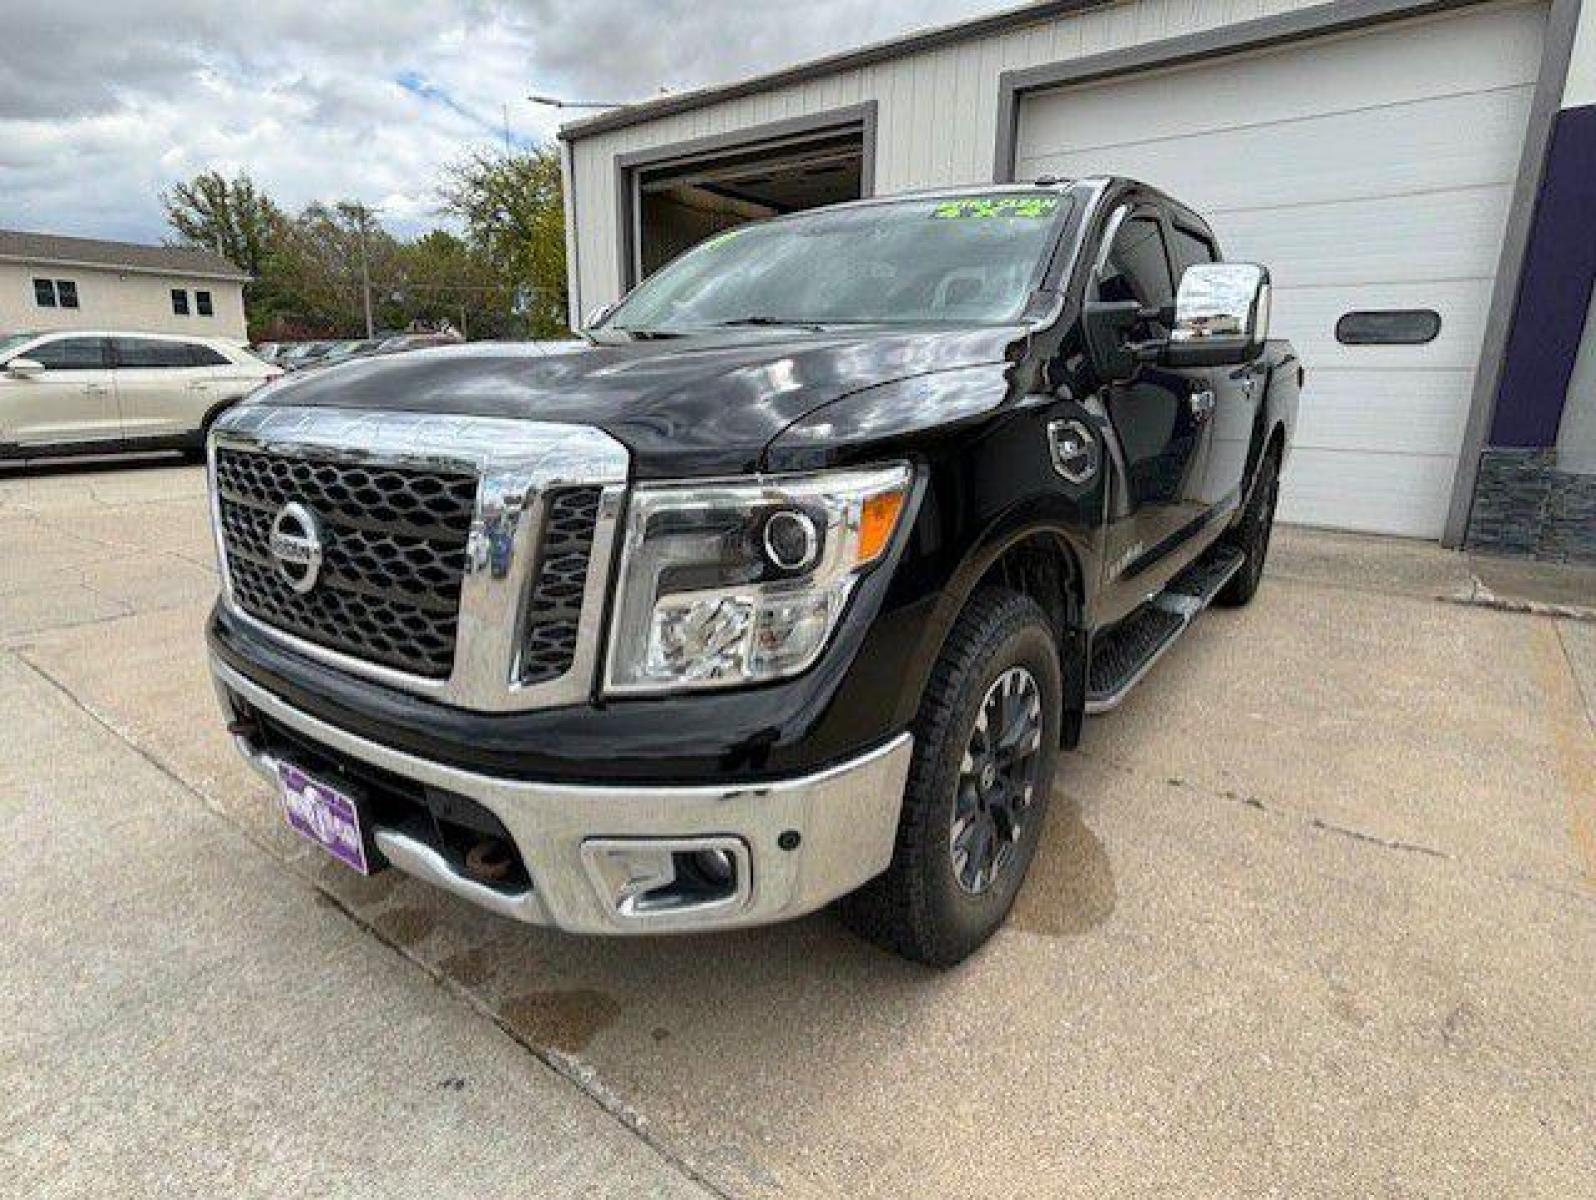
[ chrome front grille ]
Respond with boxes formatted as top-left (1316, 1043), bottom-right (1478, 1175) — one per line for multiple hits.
top-left (215, 449), bottom-right (474, 678)
top-left (520, 487), bottom-right (604, 685)
top-left (208, 405), bottom-right (629, 712)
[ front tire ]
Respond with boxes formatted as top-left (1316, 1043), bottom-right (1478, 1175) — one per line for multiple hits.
top-left (840, 588), bottom-right (1062, 966)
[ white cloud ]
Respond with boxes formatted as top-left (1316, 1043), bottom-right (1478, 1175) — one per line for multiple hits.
top-left (0, 0), bottom-right (1003, 244)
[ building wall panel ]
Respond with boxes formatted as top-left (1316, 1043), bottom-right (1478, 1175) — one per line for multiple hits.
top-left (0, 262), bottom-right (247, 341)
top-left (566, 0), bottom-right (1323, 312)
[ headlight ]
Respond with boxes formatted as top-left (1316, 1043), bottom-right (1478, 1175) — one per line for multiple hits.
top-left (604, 463), bottom-right (912, 695)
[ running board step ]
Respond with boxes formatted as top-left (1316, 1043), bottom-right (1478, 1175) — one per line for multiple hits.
top-left (1085, 544), bottom-right (1245, 714)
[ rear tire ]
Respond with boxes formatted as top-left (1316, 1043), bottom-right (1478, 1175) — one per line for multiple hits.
top-left (1215, 443), bottom-right (1281, 608)
top-left (839, 588), bottom-right (1062, 966)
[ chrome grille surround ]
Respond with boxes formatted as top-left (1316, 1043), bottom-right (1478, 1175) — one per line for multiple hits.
top-left (208, 405), bottom-right (629, 712)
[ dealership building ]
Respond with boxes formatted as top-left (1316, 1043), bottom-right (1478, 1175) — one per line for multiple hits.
top-left (559, 0), bottom-right (1596, 560)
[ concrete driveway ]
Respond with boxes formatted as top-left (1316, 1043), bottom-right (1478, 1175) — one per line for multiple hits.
top-left (3, 458), bottom-right (1593, 1198)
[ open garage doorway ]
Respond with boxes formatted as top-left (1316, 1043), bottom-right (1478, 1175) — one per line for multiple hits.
top-left (616, 105), bottom-right (876, 289)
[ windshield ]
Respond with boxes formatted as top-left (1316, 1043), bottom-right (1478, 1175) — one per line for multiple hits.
top-left (606, 192), bottom-right (1069, 333)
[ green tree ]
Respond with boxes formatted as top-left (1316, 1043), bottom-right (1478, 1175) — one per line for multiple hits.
top-left (392, 230), bottom-right (512, 339)
top-left (437, 145), bottom-right (568, 336)
top-left (267, 202), bottom-right (405, 338)
top-left (162, 171), bottom-right (286, 277)
top-left (164, 170), bottom-right (301, 336)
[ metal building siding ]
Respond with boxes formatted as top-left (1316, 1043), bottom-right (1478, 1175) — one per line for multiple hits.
top-left (1013, 0), bottom-right (1546, 537)
top-left (568, 0), bottom-right (1324, 310)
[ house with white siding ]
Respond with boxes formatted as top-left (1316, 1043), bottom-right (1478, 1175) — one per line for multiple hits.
top-left (0, 230), bottom-right (249, 343)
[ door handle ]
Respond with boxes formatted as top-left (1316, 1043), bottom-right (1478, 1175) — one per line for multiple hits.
top-left (84, 383), bottom-right (110, 395)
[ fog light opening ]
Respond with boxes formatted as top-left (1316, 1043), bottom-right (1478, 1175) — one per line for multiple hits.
top-left (583, 838), bottom-right (749, 920)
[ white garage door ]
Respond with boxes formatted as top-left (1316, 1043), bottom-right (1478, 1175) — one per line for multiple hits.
top-left (1014, 1), bottom-right (1546, 537)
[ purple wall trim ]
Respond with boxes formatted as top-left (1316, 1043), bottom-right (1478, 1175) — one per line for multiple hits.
top-left (1489, 102), bottom-right (1596, 448)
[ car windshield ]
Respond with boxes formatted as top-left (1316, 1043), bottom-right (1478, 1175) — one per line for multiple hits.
top-left (606, 192), bottom-right (1070, 333)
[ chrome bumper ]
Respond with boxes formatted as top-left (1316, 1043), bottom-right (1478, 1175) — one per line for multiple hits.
top-left (212, 658), bottom-right (912, 935)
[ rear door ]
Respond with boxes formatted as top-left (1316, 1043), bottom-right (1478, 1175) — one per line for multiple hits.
top-left (2, 336), bottom-right (118, 446)
top-left (111, 337), bottom-right (209, 441)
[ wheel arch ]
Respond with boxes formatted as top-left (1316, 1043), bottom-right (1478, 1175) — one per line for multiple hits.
top-left (903, 519), bottom-right (1092, 748)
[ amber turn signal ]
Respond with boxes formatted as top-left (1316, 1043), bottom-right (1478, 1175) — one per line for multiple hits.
top-left (857, 488), bottom-right (907, 565)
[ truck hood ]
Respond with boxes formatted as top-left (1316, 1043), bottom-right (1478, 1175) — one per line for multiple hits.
top-left (251, 326), bottom-right (1026, 477)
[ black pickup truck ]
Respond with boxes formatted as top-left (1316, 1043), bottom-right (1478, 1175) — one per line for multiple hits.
top-left (207, 177), bottom-right (1299, 965)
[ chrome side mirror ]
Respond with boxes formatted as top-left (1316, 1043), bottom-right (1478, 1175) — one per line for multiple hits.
top-left (1167, 263), bottom-right (1271, 367)
top-left (6, 357), bottom-right (44, 379)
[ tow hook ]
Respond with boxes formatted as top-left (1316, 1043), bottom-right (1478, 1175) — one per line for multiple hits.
top-left (464, 837), bottom-right (515, 884)
top-left (226, 716), bottom-right (260, 741)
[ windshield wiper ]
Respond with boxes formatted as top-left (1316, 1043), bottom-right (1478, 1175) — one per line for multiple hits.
top-left (607, 325), bottom-right (684, 340)
top-left (710, 316), bottom-right (828, 331)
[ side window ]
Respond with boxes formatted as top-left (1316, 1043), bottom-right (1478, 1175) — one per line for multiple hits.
top-left (30, 338), bottom-right (110, 370)
top-left (1168, 226), bottom-right (1218, 280)
top-left (33, 278), bottom-right (57, 308)
top-left (56, 280), bottom-right (80, 309)
top-left (195, 290), bottom-right (214, 317)
top-left (171, 289), bottom-right (190, 316)
top-left (1097, 215), bottom-right (1174, 311)
top-left (187, 343), bottom-right (230, 367)
top-left (113, 338), bottom-right (193, 369)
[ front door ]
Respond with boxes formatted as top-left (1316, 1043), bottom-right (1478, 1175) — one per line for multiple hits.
top-left (1092, 208), bottom-right (1213, 613)
top-left (2, 336), bottom-right (119, 446)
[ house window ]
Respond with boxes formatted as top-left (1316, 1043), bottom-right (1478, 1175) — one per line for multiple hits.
top-left (195, 290), bottom-right (213, 317)
top-left (34, 278), bottom-right (82, 308)
top-left (171, 288), bottom-right (190, 316)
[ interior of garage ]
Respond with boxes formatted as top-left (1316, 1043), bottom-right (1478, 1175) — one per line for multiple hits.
top-left (634, 130), bottom-right (863, 278)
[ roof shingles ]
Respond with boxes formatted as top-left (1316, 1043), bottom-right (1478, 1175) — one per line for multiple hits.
top-left (0, 229), bottom-right (249, 281)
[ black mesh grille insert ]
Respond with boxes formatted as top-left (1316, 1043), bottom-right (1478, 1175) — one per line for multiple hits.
top-left (215, 447), bottom-right (477, 678)
top-left (520, 487), bottom-right (602, 685)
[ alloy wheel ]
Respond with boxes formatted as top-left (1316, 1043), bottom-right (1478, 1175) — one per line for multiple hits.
top-left (949, 665), bottom-right (1044, 894)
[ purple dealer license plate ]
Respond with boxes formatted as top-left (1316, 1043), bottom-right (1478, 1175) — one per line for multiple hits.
top-left (278, 763), bottom-right (370, 875)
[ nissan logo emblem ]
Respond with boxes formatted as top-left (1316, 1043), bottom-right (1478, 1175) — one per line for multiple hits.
top-left (268, 501), bottom-right (325, 594)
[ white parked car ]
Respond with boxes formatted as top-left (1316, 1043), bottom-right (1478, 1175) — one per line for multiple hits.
top-left (0, 330), bottom-right (281, 460)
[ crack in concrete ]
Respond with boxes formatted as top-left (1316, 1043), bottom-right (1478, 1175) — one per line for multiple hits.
top-left (1444, 578), bottom-right (1596, 625)
top-left (1558, 621), bottom-right (1596, 733)
top-left (0, 593), bottom-right (210, 648)
top-left (9, 649), bottom-right (731, 1200)
top-left (1083, 751), bottom-right (1596, 909)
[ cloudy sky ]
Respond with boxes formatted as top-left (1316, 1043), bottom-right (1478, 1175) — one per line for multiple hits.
top-left (2, 0), bottom-right (1007, 245)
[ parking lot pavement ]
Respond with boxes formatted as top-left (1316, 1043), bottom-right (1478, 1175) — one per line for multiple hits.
top-left (3, 460), bottom-right (1593, 1198)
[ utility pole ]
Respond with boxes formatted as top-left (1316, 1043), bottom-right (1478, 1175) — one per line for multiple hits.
top-left (356, 206), bottom-right (375, 339)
